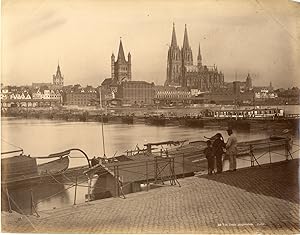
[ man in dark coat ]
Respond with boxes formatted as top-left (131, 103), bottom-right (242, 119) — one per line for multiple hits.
top-left (212, 133), bottom-right (226, 173)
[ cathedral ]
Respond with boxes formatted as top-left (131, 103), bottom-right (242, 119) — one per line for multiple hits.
top-left (165, 24), bottom-right (224, 92)
top-left (111, 39), bottom-right (131, 84)
top-left (53, 63), bottom-right (64, 87)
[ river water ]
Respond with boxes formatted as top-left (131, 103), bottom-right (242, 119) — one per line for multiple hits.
top-left (1, 116), bottom-right (299, 214)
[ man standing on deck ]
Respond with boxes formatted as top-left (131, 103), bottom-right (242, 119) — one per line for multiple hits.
top-left (212, 133), bottom-right (226, 174)
top-left (226, 129), bottom-right (238, 171)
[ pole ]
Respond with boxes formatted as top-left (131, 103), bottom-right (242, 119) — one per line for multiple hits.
top-left (99, 86), bottom-right (103, 109)
top-left (269, 142), bottom-right (272, 164)
top-left (99, 85), bottom-right (106, 158)
top-left (114, 166), bottom-right (117, 197)
top-left (73, 176), bottom-right (78, 205)
top-left (250, 144), bottom-right (254, 167)
top-left (182, 153), bottom-right (185, 178)
top-left (285, 139), bottom-right (289, 161)
top-left (87, 176), bottom-right (91, 202)
top-left (101, 118), bottom-right (106, 157)
top-left (146, 161), bottom-right (149, 191)
top-left (6, 188), bottom-right (12, 213)
top-left (30, 188), bottom-right (39, 217)
top-left (154, 157), bottom-right (158, 184)
top-left (116, 166), bottom-right (120, 197)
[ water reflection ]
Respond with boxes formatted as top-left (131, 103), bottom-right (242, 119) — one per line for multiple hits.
top-left (2, 118), bottom-right (271, 168)
top-left (2, 182), bottom-right (67, 214)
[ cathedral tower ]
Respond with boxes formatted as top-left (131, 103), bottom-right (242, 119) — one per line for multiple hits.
top-left (165, 23), bottom-right (182, 86)
top-left (111, 39), bottom-right (131, 83)
top-left (181, 24), bottom-right (193, 67)
top-left (197, 43), bottom-right (202, 68)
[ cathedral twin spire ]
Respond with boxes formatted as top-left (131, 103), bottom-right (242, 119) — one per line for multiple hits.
top-left (169, 23), bottom-right (201, 64)
top-left (171, 23), bottom-right (178, 47)
top-left (182, 24), bottom-right (190, 49)
top-left (166, 23), bottom-right (202, 86)
top-left (171, 23), bottom-right (192, 49)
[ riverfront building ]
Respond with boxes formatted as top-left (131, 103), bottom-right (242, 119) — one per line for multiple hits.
top-left (154, 86), bottom-right (191, 106)
top-left (116, 81), bottom-right (155, 106)
top-left (64, 86), bottom-right (97, 106)
top-left (165, 24), bottom-right (224, 91)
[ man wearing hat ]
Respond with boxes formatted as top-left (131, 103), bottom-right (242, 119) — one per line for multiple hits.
top-left (226, 129), bottom-right (238, 171)
top-left (212, 133), bottom-right (226, 173)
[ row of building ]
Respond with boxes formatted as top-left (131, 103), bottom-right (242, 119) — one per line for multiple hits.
top-left (1, 24), bottom-right (280, 108)
top-left (0, 78), bottom-right (278, 108)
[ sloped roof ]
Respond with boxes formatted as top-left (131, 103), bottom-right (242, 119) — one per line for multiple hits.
top-left (101, 78), bottom-right (112, 86)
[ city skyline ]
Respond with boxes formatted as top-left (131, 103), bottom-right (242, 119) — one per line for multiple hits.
top-left (2, 0), bottom-right (300, 88)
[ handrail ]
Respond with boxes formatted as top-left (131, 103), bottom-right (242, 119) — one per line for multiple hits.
top-left (1, 149), bottom-right (24, 155)
top-left (34, 148), bottom-right (91, 168)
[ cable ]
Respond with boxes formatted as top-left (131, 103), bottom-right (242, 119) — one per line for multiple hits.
top-left (6, 194), bottom-right (38, 232)
top-left (1, 138), bottom-right (23, 151)
top-left (252, 0), bottom-right (298, 42)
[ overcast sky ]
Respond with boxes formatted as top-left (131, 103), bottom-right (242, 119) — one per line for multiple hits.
top-left (2, 0), bottom-right (300, 88)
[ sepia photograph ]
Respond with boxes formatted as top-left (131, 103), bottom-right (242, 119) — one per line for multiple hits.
top-left (1, 0), bottom-right (300, 233)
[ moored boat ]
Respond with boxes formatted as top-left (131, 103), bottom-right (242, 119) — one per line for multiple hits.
top-left (145, 115), bottom-right (167, 126)
top-left (1, 150), bottom-right (70, 188)
top-left (121, 115), bottom-right (134, 124)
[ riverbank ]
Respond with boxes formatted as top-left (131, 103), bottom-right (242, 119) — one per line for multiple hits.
top-left (2, 159), bottom-right (299, 233)
top-left (2, 105), bottom-right (300, 132)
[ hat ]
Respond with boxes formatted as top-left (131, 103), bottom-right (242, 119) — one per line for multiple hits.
top-left (216, 133), bottom-right (222, 137)
top-left (227, 128), bottom-right (233, 133)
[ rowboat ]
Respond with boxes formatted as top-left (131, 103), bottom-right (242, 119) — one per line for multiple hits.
top-left (37, 156), bottom-right (69, 175)
top-left (1, 150), bottom-right (70, 188)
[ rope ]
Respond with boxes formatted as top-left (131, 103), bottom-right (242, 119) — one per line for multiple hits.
top-left (6, 193), bottom-right (37, 232)
top-left (1, 138), bottom-right (23, 151)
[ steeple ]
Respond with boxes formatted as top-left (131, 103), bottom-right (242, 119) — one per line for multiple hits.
top-left (117, 38), bottom-right (126, 62)
top-left (171, 23), bottom-right (177, 47)
top-left (182, 24), bottom-right (190, 49)
top-left (197, 43), bottom-right (202, 67)
top-left (246, 73), bottom-right (252, 90)
top-left (166, 23), bottom-right (182, 86)
top-left (56, 63), bottom-right (62, 77)
top-left (53, 62), bottom-right (64, 87)
top-left (181, 24), bottom-right (193, 68)
top-left (112, 38), bottom-right (131, 83)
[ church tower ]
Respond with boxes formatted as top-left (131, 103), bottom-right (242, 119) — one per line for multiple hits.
top-left (53, 63), bottom-right (64, 87)
top-left (112, 39), bottom-right (131, 83)
top-left (181, 24), bottom-right (193, 67)
top-left (165, 23), bottom-right (182, 86)
top-left (245, 73), bottom-right (252, 90)
top-left (197, 43), bottom-right (202, 68)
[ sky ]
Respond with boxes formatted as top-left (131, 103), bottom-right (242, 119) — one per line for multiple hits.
top-left (1, 0), bottom-right (300, 88)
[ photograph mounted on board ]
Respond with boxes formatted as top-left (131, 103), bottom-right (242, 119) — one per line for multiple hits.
top-left (1, 0), bottom-right (300, 233)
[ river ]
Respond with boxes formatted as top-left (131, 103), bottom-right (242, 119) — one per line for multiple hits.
top-left (1, 117), bottom-right (299, 214)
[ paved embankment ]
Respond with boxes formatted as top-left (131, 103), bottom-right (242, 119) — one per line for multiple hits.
top-left (2, 159), bottom-right (299, 233)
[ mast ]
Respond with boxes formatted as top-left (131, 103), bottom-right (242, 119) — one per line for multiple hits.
top-left (101, 117), bottom-right (106, 158)
top-left (99, 86), bottom-right (103, 110)
top-left (99, 86), bottom-right (106, 158)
